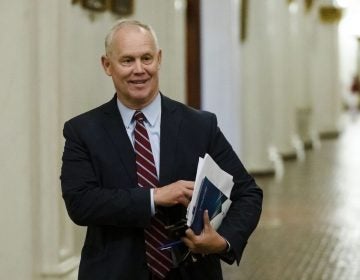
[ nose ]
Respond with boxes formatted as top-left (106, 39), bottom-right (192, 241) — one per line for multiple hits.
top-left (133, 59), bottom-right (145, 73)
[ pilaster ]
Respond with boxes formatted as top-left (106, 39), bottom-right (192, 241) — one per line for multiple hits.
top-left (35, 0), bottom-right (79, 279)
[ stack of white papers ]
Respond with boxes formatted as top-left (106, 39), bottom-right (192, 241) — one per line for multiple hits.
top-left (186, 154), bottom-right (233, 234)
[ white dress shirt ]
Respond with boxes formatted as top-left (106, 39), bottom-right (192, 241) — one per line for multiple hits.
top-left (116, 93), bottom-right (161, 214)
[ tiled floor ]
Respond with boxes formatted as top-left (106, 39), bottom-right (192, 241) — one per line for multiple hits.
top-left (222, 114), bottom-right (360, 280)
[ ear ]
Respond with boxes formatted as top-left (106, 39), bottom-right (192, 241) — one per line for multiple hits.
top-left (157, 49), bottom-right (162, 70)
top-left (101, 55), bottom-right (112, 76)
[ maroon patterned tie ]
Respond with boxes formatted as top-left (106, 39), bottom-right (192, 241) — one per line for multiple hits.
top-left (133, 111), bottom-right (173, 279)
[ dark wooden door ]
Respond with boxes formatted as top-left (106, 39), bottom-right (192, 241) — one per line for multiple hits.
top-left (186, 0), bottom-right (201, 109)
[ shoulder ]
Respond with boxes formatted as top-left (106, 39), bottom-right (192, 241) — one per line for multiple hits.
top-left (62, 96), bottom-right (118, 141)
top-left (161, 94), bottom-right (217, 125)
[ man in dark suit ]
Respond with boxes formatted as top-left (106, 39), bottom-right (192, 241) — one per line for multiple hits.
top-left (60, 19), bottom-right (262, 280)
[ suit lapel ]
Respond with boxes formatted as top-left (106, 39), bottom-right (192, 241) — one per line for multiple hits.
top-left (159, 95), bottom-right (182, 186)
top-left (101, 96), bottom-right (137, 185)
top-left (99, 94), bottom-right (182, 187)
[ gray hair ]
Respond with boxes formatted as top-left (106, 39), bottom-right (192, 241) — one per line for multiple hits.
top-left (104, 19), bottom-right (159, 55)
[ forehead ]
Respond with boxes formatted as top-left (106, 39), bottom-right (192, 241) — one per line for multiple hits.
top-left (111, 26), bottom-right (157, 56)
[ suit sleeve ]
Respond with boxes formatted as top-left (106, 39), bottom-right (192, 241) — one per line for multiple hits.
top-left (60, 120), bottom-right (152, 228)
top-left (207, 114), bottom-right (263, 265)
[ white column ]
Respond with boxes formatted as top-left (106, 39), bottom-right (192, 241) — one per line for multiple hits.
top-left (287, 0), bottom-right (307, 159)
top-left (200, 0), bottom-right (242, 155)
top-left (35, 0), bottom-right (79, 278)
top-left (241, 0), bottom-right (278, 174)
top-left (293, 0), bottom-right (320, 148)
top-left (0, 1), bottom-right (35, 279)
top-left (160, 0), bottom-right (186, 104)
top-left (267, 1), bottom-right (300, 160)
top-left (311, 0), bottom-right (343, 137)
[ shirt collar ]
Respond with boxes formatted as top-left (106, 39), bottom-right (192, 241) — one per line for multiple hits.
top-left (116, 93), bottom-right (161, 128)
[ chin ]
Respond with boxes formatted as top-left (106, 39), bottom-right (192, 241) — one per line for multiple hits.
top-left (130, 91), bottom-right (151, 100)
top-left (127, 93), bottom-right (153, 108)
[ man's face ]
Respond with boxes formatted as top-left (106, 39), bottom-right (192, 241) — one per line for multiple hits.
top-left (102, 26), bottom-right (162, 109)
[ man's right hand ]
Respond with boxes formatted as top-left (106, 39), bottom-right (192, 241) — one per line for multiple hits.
top-left (154, 180), bottom-right (194, 207)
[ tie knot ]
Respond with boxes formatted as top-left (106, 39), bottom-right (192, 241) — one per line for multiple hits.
top-left (134, 111), bottom-right (145, 122)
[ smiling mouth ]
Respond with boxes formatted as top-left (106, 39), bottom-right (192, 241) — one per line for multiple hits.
top-left (129, 79), bottom-right (148, 85)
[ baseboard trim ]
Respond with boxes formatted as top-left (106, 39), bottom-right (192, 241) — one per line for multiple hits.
top-left (41, 256), bottom-right (79, 278)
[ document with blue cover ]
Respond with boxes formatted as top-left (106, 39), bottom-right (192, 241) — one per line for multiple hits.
top-left (186, 154), bottom-right (233, 234)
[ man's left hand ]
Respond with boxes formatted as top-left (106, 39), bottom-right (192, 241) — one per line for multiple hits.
top-left (181, 210), bottom-right (227, 255)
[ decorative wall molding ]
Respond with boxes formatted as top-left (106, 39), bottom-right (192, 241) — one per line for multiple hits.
top-left (41, 256), bottom-right (79, 279)
top-left (240, 0), bottom-right (248, 43)
top-left (304, 0), bottom-right (314, 13)
top-left (72, 0), bottom-right (134, 16)
top-left (318, 5), bottom-right (343, 24)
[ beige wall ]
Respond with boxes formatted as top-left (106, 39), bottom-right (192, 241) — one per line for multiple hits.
top-left (0, 1), bottom-right (34, 279)
top-left (0, 1), bottom-right (186, 279)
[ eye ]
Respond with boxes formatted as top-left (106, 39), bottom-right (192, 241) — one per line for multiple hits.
top-left (142, 55), bottom-right (154, 65)
top-left (120, 57), bottom-right (134, 66)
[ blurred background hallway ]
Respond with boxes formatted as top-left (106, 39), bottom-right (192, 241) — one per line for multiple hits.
top-left (223, 112), bottom-right (360, 279)
top-left (1, 0), bottom-right (360, 279)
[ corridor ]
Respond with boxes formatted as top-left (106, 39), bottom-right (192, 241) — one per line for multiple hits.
top-left (223, 113), bottom-right (360, 280)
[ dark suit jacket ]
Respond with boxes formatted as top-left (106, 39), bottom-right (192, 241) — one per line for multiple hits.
top-left (60, 94), bottom-right (262, 280)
